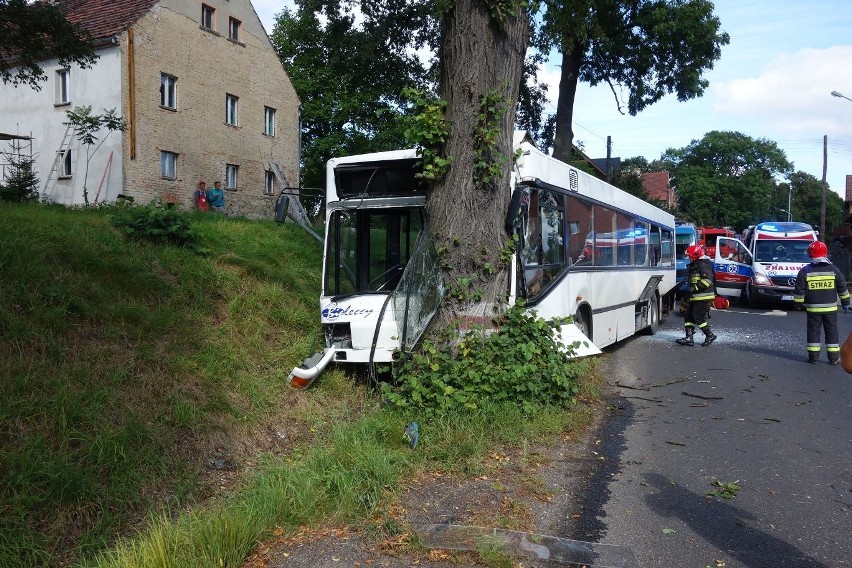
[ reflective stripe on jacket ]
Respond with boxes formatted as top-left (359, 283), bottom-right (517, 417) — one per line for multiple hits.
top-left (793, 260), bottom-right (850, 312)
top-left (688, 257), bottom-right (716, 302)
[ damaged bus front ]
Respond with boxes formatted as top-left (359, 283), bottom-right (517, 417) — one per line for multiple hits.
top-left (289, 150), bottom-right (442, 388)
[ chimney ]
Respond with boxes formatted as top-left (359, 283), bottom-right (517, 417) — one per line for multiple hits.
top-left (846, 175), bottom-right (852, 202)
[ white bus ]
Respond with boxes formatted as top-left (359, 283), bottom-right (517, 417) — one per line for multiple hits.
top-left (289, 132), bottom-right (677, 388)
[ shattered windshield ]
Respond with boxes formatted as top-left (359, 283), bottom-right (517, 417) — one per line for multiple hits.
top-left (324, 207), bottom-right (423, 296)
top-left (392, 227), bottom-right (444, 350)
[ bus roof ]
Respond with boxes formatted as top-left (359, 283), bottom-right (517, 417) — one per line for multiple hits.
top-left (515, 138), bottom-right (675, 229)
top-left (323, 132), bottom-right (676, 229)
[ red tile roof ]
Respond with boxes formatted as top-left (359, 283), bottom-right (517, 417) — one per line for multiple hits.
top-left (642, 171), bottom-right (672, 205)
top-left (57, 0), bottom-right (158, 40)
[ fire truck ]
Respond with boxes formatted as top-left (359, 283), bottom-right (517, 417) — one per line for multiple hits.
top-left (698, 226), bottom-right (736, 259)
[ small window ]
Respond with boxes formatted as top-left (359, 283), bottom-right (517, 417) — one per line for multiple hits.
top-left (201, 4), bottom-right (215, 29)
top-left (55, 69), bottom-right (70, 105)
top-left (264, 170), bottom-right (275, 195)
top-left (263, 106), bottom-right (276, 136)
top-left (225, 94), bottom-right (238, 126)
top-left (228, 17), bottom-right (241, 41)
top-left (58, 150), bottom-right (72, 178)
top-left (160, 74), bottom-right (177, 109)
top-left (161, 151), bottom-right (177, 179)
top-left (225, 164), bottom-right (238, 190)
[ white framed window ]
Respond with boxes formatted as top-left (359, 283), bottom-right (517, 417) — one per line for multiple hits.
top-left (160, 74), bottom-right (177, 109)
top-left (55, 69), bottom-right (70, 105)
top-left (263, 106), bottom-right (276, 136)
top-left (161, 151), bottom-right (177, 179)
top-left (58, 150), bottom-right (72, 178)
top-left (225, 164), bottom-right (238, 190)
top-left (225, 94), bottom-right (238, 126)
top-left (228, 17), bottom-right (241, 41)
top-left (264, 170), bottom-right (275, 195)
top-left (201, 4), bottom-right (215, 29)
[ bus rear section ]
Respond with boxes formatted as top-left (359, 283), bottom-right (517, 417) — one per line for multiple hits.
top-left (713, 222), bottom-right (817, 307)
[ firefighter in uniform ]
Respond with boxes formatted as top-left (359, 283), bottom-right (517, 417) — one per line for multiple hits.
top-left (793, 240), bottom-right (850, 364)
top-left (676, 244), bottom-right (718, 346)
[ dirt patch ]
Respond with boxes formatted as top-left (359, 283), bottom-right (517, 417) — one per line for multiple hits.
top-left (242, 400), bottom-right (610, 568)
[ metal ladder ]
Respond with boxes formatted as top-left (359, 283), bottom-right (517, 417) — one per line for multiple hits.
top-left (41, 123), bottom-right (73, 200)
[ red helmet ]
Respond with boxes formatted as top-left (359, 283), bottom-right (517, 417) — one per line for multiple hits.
top-left (686, 244), bottom-right (705, 260)
top-left (807, 240), bottom-right (827, 259)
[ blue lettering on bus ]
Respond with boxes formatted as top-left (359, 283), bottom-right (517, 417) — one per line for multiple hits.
top-left (322, 304), bottom-right (375, 320)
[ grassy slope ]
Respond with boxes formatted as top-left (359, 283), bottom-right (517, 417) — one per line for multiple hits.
top-left (0, 203), bottom-right (600, 568)
top-left (0, 203), bottom-right (324, 566)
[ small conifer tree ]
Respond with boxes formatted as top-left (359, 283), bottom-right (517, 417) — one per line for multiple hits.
top-left (0, 152), bottom-right (39, 202)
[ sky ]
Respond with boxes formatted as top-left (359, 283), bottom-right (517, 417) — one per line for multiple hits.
top-left (252, 0), bottom-right (852, 199)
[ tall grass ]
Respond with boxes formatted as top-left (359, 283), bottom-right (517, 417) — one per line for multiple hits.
top-left (0, 203), bottom-right (323, 566)
top-left (82, 398), bottom-right (589, 568)
top-left (0, 203), bottom-right (599, 568)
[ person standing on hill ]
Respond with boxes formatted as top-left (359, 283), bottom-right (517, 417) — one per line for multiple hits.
top-left (793, 241), bottom-right (850, 364)
top-left (194, 180), bottom-right (209, 211)
top-left (676, 245), bottom-right (717, 346)
top-left (207, 180), bottom-right (225, 213)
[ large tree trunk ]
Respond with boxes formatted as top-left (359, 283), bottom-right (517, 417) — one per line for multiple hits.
top-left (551, 46), bottom-right (583, 163)
top-left (426, 0), bottom-right (529, 336)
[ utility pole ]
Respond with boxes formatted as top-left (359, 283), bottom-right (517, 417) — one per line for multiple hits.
top-left (821, 134), bottom-right (827, 239)
top-left (605, 135), bottom-right (612, 183)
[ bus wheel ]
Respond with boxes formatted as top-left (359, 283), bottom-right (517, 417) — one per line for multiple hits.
top-left (574, 308), bottom-right (592, 341)
top-left (644, 294), bottom-right (660, 335)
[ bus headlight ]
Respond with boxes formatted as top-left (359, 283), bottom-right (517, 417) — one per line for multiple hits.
top-left (753, 273), bottom-right (770, 285)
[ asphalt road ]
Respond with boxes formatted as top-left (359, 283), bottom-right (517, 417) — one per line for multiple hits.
top-left (577, 303), bottom-right (852, 568)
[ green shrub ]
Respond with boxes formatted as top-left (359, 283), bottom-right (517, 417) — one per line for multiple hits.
top-left (0, 154), bottom-right (39, 202)
top-left (382, 302), bottom-right (589, 414)
top-left (110, 201), bottom-right (200, 250)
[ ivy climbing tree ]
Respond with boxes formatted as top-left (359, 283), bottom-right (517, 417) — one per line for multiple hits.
top-left (425, 0), bottom-right (530, 334)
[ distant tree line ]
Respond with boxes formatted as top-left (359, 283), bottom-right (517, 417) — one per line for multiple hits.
top-left (611, 130), bottom-right (844, 236)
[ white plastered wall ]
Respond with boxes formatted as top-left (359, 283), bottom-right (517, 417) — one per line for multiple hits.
top-left (0, 45), bottom-right (124, 205)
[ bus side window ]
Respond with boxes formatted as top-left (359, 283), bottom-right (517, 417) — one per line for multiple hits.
top-left (634, 221), bottom-right (650, 266)
top-left (649, 226), bottom-right (662, 266)
top-left (659, 228), bottom-right (673, 266)
top-left (541, 207), bottom-right (565, 265)
top-left (593, 205), bottom-right (615, 267)
top-left (566, 195), bottom-right (593, 267)
top-left (522, 190), bottom-right (542, 265)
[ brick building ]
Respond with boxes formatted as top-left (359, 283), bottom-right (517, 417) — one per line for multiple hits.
top-left (0, 0), bottom-right (300, 219)
top-left (845, 174), bottom-right (852, 223)
top-left (641, 171), bottom-right (675, 208)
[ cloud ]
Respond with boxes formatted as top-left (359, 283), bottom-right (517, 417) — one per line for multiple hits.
top-left (714, 45), bottom-right (852, 138)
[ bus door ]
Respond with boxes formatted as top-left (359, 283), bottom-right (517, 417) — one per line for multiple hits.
top-left (713, 237), bottom-right (753, 299)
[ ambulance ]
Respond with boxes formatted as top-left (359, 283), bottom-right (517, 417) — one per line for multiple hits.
top-left (713, 222), bottom-right (817, 307)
